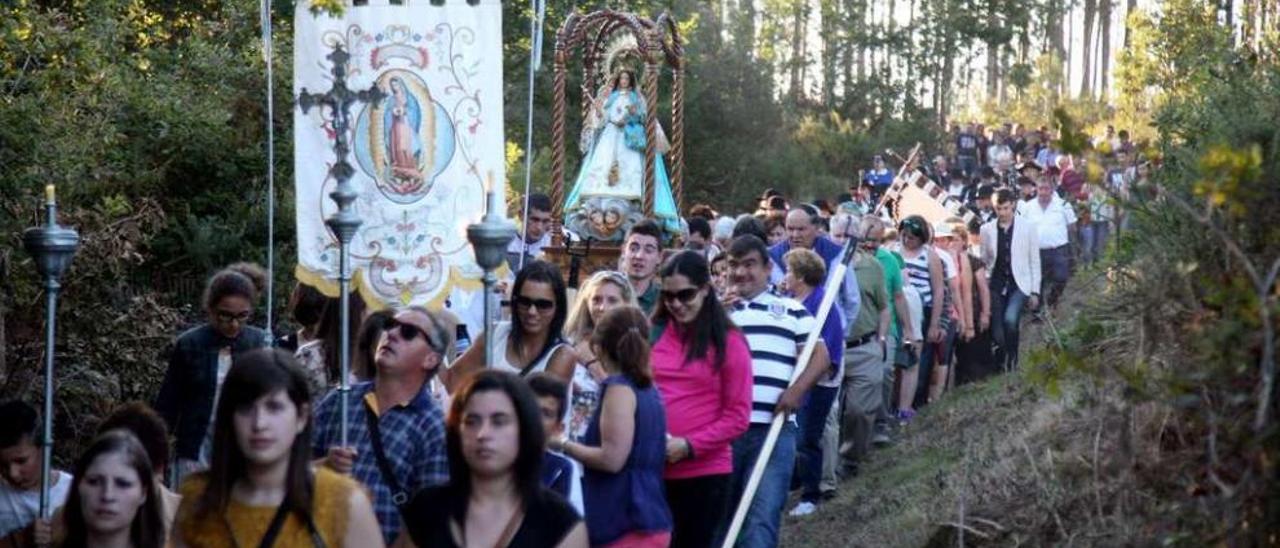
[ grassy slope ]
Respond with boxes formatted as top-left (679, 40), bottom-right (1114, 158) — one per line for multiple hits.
top-left (781, 371), bottom-right (1054, 547)
top-left (780, 281), bottom-right (1149, 547)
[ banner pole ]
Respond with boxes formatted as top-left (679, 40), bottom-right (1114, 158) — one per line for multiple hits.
top-left (518, 0), bottom-right (546, 272)
top-left (261, 0), bottom-right (276, 339)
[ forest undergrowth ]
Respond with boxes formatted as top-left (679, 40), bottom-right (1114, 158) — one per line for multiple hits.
top-left (784, 269), bottom-right (1278, 546)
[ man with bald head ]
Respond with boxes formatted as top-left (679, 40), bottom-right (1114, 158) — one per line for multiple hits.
top-left (313, 306), bottom-right (452, 543)
top-left (769, 207), bottom-right (860, 327)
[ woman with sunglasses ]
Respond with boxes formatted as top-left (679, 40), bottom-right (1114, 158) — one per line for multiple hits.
top-left (155, 265), bottom-right (271, 482)
top-left (552, 307), bottom-right (672, 547)
top-left (447, 261), bottom-right (577, 391)
top-left (894, 216), bottom-right (945, 421)
top-left (649, 251), bottom-right (752, 548)
top-left (173, 348), bottom-right (384, 548)
top-left (562, 270), bottom-right (639, 441)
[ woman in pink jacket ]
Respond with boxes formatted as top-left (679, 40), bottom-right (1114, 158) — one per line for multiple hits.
top-left (650, 250), bottom-right (753, 548)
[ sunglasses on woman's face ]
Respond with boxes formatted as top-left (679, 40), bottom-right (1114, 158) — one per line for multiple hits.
top-left (513, 295), bottom-right (556, 312)
top-left (660, 287), bottom-right (701, 304)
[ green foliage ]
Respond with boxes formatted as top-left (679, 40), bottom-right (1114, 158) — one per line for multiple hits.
top-left (1030, 1), bottom-right (1280, 539)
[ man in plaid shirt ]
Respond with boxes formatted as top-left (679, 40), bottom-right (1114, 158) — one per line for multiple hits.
top-left (312, 307), bottom-right (450, 544)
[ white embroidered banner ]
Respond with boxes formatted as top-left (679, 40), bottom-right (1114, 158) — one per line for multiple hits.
top-left (293, 0), bottom-right (504, 311)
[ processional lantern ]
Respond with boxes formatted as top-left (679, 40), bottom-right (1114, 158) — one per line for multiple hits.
top-left (22, 184), bottom-right (80, 521)
top-left (466, 177), bottom-right (517, 368)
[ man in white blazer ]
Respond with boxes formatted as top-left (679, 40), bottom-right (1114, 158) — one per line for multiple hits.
top-left (981, 189), bottom-right (1042, 371)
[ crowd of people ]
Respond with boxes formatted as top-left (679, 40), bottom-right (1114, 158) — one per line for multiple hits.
top-left (0, 121), bottom-right (1148, 548)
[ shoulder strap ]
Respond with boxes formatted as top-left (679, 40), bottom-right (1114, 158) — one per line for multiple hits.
top-left (253, 492), bottom-right (328, 548)
top-left (363, 399), bottom-right (411, 516)
top-left (519, 338), bottom-right (564, 377)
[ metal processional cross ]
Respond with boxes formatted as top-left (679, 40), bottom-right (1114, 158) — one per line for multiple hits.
top-left (297, 45), bottom-right (384, 448)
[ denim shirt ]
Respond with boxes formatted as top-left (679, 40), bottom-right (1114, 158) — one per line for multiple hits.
top-left (154, 324), bottom-right (269, 461)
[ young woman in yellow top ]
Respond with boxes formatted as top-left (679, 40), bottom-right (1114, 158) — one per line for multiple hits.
top-left (171, 348), bottom-right (383, 548)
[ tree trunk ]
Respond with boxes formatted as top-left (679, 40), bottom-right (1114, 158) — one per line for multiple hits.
top-left (1099, 0), bottom-right (1111, 98)
top-left (1080, 0), bottom-right (1096, 99)
top-left (986, 0), bottom-right (1000, 101)
top-left (852, 0), bottom-right (864, 85)
top-left (741, 0), bottom-right (757, 59)
top-left (888, 0), bottom-right (898, 83)
top-left (1124, 0), bottom-right (1137, 48)
top-left (789, 0), bottom-right (806, 101)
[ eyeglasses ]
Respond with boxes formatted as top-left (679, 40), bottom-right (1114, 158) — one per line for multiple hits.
top-left (386, 320), bottom-right (424, 342)
top-left (215, 310), bottom-right (251, 324)
top-left (513, 295), bottom-right (556, 312)
top-left (660, 287), bottom-right (701, 305)
top-left (387, 316), bottom-right (446, 354)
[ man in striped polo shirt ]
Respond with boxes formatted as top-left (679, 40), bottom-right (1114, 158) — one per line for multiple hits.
top-left (720, 235), bottom-right (831, 548)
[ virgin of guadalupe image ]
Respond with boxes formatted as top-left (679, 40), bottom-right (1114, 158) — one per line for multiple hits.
top-left (565, 68), bottom-right (680, 242)
top-left (384, 77), bottom-right (425, 192)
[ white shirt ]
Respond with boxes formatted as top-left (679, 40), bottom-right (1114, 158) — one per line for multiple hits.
top-left (0, 470), bottom-right (72, 537)
top-left (1019, 196), bottom-right (1077, 249)
top-left (506, 232), bottom-right (550, 265)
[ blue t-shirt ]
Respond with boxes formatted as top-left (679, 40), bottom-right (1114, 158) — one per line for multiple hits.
top-left (865, 168), bottom-right (895, 187)
top-left (802, 286), bottom-right (845, 382)
top-left (581, 376), bottom-right (673, 544)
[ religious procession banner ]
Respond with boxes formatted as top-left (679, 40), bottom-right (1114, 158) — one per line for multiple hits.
top-left (883, 169), bottom-right (977, 227)
top-left (293, 0), bottom-right (504, 313)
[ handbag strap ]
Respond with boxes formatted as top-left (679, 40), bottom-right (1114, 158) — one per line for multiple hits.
top-left (223, 488), bottom-right (328, 548)
top-left (363, 398), bottom-right (411, 514)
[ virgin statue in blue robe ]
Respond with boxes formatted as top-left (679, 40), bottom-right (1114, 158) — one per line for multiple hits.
top-left (565, 69), bottom-right (680, 242)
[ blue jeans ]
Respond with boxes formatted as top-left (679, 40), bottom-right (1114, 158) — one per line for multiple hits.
top-left (1040, 244), bottom-right (1071, 307)
top-left (1080, 221), bottom-right (1110, 265)
top-left (721, 422), bottom-right (798, 548)
top-left (990, 275), bottom-right (1029, 371)
top-left (794, 385), bottom-right (838, 503)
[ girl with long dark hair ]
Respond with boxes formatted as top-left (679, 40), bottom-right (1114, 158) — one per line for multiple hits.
top-left (171, 348), bottom-right (382, 548)
top-left (395, 370), bottom-right (587, 547)
top-left (650, 250), bottom-right (753, 547)
top-left (60, 431), bottom-right (165, 548)
top-left (447, 261), bottom-right (578, 390)
top-left (553, 306), bottom-right (672, 547)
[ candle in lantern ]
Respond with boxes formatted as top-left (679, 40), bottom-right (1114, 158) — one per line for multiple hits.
top-left (485, 172), bottom-right (502, 218)
top-left (45, 184), bottom-right (55, 204)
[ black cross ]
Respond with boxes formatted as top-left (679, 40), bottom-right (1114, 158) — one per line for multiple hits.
top-left (298, 45), bottom-right (386, 242)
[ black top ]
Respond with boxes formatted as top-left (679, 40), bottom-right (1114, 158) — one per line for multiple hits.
top-left (404, 485), bottom-right (580, 548)
top-left (994, 222), bottom-right (1014, 283)
top-left (154, 324), bottom-right (270, 460)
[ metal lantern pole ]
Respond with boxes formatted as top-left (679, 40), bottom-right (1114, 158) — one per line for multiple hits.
top-left (260, 0), bottom-right (277, 339)
top-left (468, 179), bottom-right (517, 368)
top-left (22, 184), bottom-right (80, 521)
top-left (299, 46), bottom-right (383, 448)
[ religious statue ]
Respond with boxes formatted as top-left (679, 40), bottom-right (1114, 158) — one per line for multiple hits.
top-left (564, 62), bottom-right (680, 242)
top-left (384, 77), bottom-right (425, 192)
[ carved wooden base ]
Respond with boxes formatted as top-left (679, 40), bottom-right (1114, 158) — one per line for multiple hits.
top-left (542, 243), bottom-right (623, 288)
